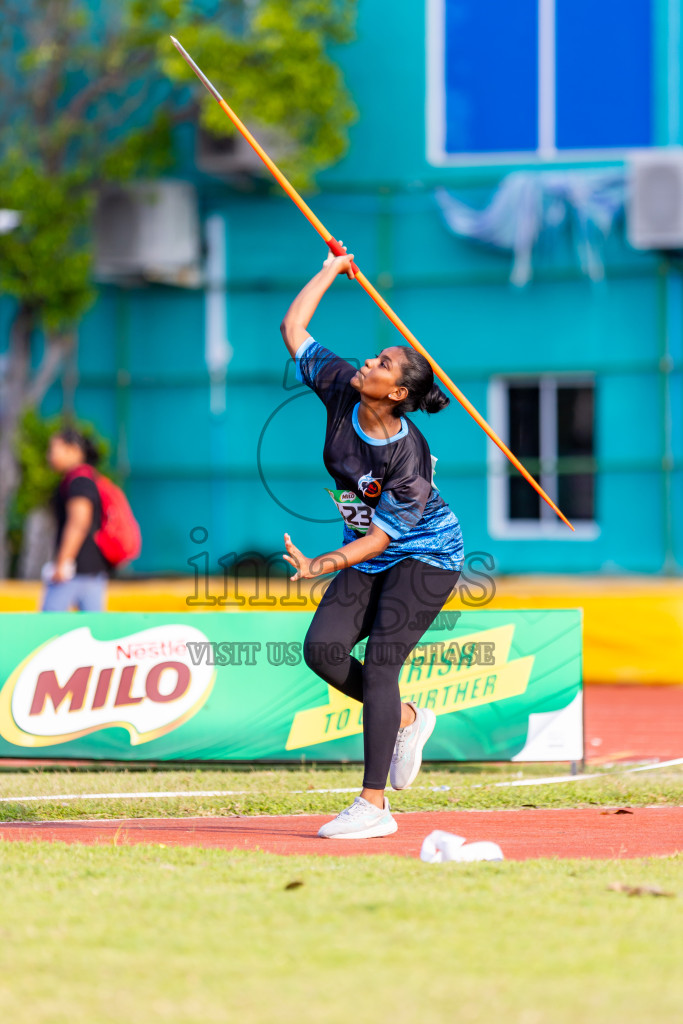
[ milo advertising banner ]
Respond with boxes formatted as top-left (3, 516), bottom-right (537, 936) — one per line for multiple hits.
top-left (0, 611), bottom-right (583, 762)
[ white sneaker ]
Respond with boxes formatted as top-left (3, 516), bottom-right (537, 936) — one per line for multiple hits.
top-left (390, 702), bottom-right (436, 790)
top-left (318, 796), bottom-right (398, 839)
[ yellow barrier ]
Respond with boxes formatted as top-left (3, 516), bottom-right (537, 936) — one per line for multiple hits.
top-left (1, 575), bottom-right (682, 686)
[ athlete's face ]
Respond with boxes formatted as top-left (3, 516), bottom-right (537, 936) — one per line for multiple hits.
top-left (350, 347), bottom-right (408, 405)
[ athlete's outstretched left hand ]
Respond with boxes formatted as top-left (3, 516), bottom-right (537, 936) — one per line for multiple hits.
top-left (282, 533), bottom-right (313, 580)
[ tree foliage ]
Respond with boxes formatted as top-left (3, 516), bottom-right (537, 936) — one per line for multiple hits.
top-left (0, 0), bottom-right (357, 575)
top-left (0, 0), bottom-right (357, 328)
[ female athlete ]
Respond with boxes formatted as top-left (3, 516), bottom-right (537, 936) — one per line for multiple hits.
top-left (280, 249), bottom-right (464, 839)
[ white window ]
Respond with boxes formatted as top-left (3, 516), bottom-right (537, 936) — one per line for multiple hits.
top-left (427, 0), bottom-right (655, 164)
top-left (488, 376), bottom-right (598, 539)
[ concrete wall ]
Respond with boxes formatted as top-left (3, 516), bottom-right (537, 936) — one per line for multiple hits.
top-left (10, 0), bottom-right (683, 574)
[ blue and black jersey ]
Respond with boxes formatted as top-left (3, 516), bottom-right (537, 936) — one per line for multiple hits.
top-left (295, 336), bottom-right (464, 573)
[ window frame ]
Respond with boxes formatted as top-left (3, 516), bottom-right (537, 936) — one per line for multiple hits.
top-left (487, 374), bottom-right (600, 540)
top-left (426, 0), bottom-right (658, 166)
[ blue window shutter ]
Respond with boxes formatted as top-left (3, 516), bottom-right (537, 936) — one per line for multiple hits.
top-left (444, 0), bottom-right (538, 154)
top-left (555, 0), bottom-right (653, 149)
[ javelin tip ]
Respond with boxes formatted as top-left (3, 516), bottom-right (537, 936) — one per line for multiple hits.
top-left (169, 36), bottom-right (224, 104)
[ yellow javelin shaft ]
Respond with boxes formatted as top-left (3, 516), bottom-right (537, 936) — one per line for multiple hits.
top-left (170, 37), bottom-right (574, 532)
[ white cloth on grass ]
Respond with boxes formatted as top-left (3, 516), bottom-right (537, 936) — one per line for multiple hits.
top-left (420, 829), bottom-right (504, 863)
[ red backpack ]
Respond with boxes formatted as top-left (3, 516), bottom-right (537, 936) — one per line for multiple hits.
top-left (63, 465), bottom-right (142, 566)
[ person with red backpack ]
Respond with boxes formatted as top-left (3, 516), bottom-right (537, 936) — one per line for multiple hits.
top-left (42, 428), bottom-right (141, 611)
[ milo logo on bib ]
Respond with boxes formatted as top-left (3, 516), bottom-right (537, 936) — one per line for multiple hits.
top-left (325, 489), bottom-right (374, 534)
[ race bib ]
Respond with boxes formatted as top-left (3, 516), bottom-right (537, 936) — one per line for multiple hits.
top-left (325, 488), bottom-right (374, 534)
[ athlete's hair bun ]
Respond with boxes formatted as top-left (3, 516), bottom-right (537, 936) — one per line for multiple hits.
top-left (394, 347), bottom-right (450, 416)
top-left (419, 384), bottom-right (450, 414)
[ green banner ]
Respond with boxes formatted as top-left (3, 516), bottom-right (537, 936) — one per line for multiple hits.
top-left (0, 611), bottom-right (583, 762)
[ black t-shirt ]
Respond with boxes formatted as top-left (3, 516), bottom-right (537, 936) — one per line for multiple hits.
top-left (53, 472), bottom-right (110, 576)
top-left (295, 336), bottom-right (464, 573)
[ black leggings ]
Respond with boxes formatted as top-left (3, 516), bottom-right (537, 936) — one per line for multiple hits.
top-left (303, 558), bottom-right (460, 789)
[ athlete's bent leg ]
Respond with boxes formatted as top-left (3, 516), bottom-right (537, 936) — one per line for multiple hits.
top-left (360, 559), bottom-right (460, 792)
top-left (303, 567), bottom-right (381, 702)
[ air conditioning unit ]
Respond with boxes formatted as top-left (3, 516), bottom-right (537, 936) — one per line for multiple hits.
top-left (627, 149), bottom-right (683, 250)
top-left (196, 126), bottom-right (266, 176)
top-left (0, 209), bottom-right (21, 234)
top-left (195, 124), bottom-right (292, 178)
top-left (94, 181), bottom-right (201, 284)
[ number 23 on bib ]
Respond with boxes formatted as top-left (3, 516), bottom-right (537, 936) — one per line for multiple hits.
top-left (325, 489), bottom-right (374, 534)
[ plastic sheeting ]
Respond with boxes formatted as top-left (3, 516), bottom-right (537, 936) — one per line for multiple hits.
top-left (436, 170), bottom-right (626, 286)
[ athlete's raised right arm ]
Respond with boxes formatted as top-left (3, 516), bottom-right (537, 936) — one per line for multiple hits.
top-left (280, 251), bottom-right (355, 358)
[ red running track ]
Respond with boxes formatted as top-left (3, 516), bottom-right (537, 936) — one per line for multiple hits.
top-left (584, 685), bottom-right (683, 762)
top-left (1, 807), bottom-right (682, 860)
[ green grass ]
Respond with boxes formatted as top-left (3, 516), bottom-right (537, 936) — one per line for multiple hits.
top-left (0, 763), bottom-right (681, 821)
top-left (0, 842), bottom-right (681, 1024)
top-left (1, 766), bottom-right (681, 1023)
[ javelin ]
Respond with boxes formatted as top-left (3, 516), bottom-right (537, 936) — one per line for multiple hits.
top-left (170, 37), bottom-right (574, 531)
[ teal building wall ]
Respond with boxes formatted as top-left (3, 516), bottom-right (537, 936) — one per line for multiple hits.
top-left (7, 0), bottom-right (683, 575)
